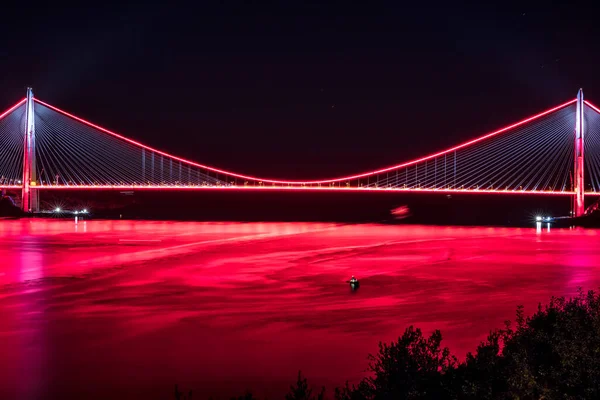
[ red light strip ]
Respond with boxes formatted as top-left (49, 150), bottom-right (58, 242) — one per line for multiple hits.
top-left (0, 185), bottom-right (23, 189)
top-left (34, 98), bottom-right (576, 185)
top-left (33, 184), bottom-right (575, 195)
top-left (585, 100), bottom-right (600, 114)
top-left (0, 98), bottom-right (26, 121)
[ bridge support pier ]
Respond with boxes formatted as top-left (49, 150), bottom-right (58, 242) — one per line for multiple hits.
top-left (21, 87), bottom-right (38, 213)
top-left (573, 88), bottom-right (585, 218)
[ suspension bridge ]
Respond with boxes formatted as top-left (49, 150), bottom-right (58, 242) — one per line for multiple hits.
top-left (1, 88), bottom-right (599, 217)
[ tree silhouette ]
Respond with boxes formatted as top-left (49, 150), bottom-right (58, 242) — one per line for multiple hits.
top-left (174, 384), bottom-right (192, 400)
top-left (230, 391), bottom-right (258, 400)
top-left (338, 288), bottom-right (600, 399)
top-left (358, 326), bottom-right (456, 399)
top-left (183, 289), bottom-right (600, 399)
top-left (286, 371), bottom-right (325, 400)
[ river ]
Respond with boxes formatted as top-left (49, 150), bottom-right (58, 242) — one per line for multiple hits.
top-left (1, 220), bottom-right (599, 399)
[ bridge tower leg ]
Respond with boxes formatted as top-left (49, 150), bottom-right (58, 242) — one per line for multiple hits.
top-left (573, 88), bottom-right (585, 217)
top-left (21, 87), bottom-right (38, 213)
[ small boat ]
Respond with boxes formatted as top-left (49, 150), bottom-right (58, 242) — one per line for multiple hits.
top-left (348, 276), bottom-right (360, 290)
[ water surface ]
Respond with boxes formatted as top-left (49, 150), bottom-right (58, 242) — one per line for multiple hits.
top-left (1, 220), bottom-right (599, 398)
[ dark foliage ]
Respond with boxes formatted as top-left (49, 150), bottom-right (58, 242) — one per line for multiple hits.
top-left (221, 289), bottom-right (600, 400)
top-left (343, 288), bottom-right (600, 400)
top-left (285, 371), bottom-right (325, 400)
top-left (174, 384), bottom-right (193, 400)
top-left (230, 392), bottom-right (258, 400)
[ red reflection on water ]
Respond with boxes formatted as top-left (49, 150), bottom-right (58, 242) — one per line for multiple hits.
top-left (1, 220), bottom-right (600, 399)
top-left (1, 230), bottom-right (47, 399)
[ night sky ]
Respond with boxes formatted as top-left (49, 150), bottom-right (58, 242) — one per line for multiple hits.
top-left (1, 2), bottom-right (598, 180)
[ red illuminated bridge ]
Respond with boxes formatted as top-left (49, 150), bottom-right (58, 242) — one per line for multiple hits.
top-left (1, 88), bottom-right (599, 217)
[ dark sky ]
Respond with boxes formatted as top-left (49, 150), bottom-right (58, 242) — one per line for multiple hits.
top-left (0, 2), bottom-right (598, 179)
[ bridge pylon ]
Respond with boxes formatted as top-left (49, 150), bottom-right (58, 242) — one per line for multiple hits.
top-left (21, 87), bottom-right (38, 213)
top-left (574, 88), bottom-right (585, 218)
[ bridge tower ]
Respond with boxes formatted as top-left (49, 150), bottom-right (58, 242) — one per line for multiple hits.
top-left (574, 88), bottom-right (585, 217)
top-left (21, 87), bottom-right (38, 213)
